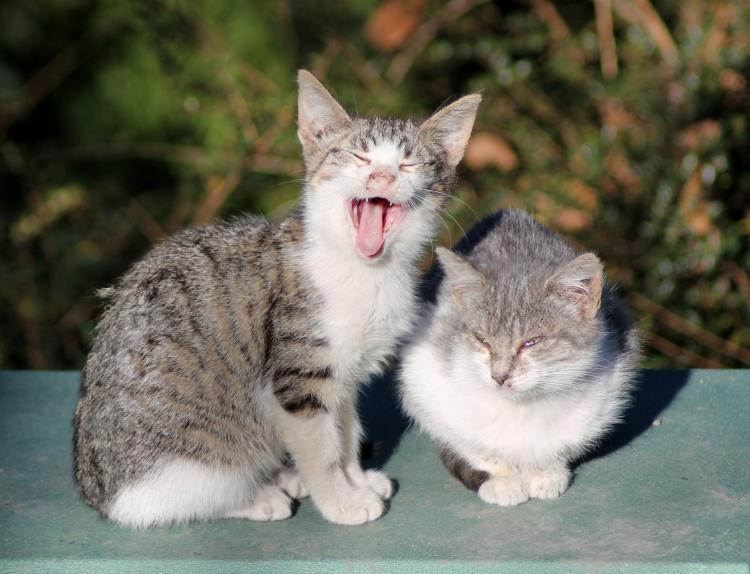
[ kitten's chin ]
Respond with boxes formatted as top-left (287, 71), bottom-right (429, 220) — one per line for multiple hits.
top-left (491, 377), bottom-right (534, 400)
top-left (349, 197), bottom-right (405, 260)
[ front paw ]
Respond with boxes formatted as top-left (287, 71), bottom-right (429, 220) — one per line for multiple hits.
top-left (478, 476), bottom-right (529, 507)
top-left (363, 470), bottom-right (393, 500)
top-left (317, 487), bottom-right (385, 525)
top-left (527, 468), bottom-right (570, 500)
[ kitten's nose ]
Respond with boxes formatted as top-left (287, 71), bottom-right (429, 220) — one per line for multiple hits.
top-left (367, 169), bottom-right (396, 195)
top-left (492, 372), bottom-right (511, 386)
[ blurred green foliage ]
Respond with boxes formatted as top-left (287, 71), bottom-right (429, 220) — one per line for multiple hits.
top-left (1, 0), bottom-right (749, 369)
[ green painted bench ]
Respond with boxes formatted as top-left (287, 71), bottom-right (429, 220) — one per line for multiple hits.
top-left (1, 370), bottom-right (748, 573)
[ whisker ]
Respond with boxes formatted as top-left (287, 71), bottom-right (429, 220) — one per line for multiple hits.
top-left (411, 186), bottom-right (481, 224)
top-left (420, 196), bottom-right (469, 244)
top-left (426, 191), bottom-right (481, 223)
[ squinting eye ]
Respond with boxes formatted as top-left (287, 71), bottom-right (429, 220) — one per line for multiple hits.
top-left (350, 151), bottom-right (371, 165)
top-left (473, 333), bottom-right (490, 347)
top-left (399, 162), bottom-right (417, 172)
top-left (520, 336), bottom-right (544, 349)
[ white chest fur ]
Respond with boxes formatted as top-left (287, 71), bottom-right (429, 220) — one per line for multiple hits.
top-left (302, 243), bottom-right (417, 386)
top-left (400, 338), bottom-right (617, 469)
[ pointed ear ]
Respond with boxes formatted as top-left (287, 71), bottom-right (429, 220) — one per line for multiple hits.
top-left (420, 94), bottom-right (482, 168)
top-left (297, 70), bottom-right (350, 152)
top-left (436, 247), bottom-right (486, 309)
top-left (545, 253), bottom-right (604, 320)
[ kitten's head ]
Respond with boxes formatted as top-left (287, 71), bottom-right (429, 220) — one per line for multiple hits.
top-left (297, 70), bottom-right (481, 262)
top-left (436, 246), bottom-right (605, 398)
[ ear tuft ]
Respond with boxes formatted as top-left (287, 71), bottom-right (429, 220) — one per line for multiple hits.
top-left (297, 70), bottom-right (350, 152)
top-left (436, 247), bottom-right (485, 309)
top-left (545, 253), bottom-right (604, 320)
top-left (421, 94), bottom-right (482, 168)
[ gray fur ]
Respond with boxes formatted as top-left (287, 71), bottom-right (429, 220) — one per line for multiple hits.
top-left (439, 446), bottom-right (489, 492)
top-left (74, 71), bottom-right (481, 524)
top-left (400, 209), bottom-right (640, 501)
top-left (430, 210), bottom-right (639, 396)
top-left (75, 215), bottom-right (315, 510)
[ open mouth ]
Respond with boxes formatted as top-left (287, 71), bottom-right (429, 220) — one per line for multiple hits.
top-left (349, 197), bottom-right (405, 258)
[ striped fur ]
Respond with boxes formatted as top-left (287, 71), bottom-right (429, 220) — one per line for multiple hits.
top-left (73, 70), bottom-right (481, 527)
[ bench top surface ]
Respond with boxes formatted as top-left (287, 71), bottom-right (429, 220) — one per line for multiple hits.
top-left (0, 369), bottom-right (748, 573)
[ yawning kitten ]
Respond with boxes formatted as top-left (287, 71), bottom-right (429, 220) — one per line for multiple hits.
top-left (400, 210), bottom-right (639, 506)
top-left (74, 70), bottom-right (481, 527)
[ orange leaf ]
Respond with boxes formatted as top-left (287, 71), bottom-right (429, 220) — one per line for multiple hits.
top-left (720, 69), bottom-right (746, 93)
top-left (678, 120), bottom-right (721, 152)
top-left (606, 151), bottom-right (640, 192)
top-left (688, 210), bottom-right (712, 236)
top-left (554, 208), bottom-right (592, 232)
top-left (364, 0), bottom-right (425, 53)
top-left (464, 132), bottom-right (519, 172)
top-left (568, 180), bottom-right (598, 210)
top-left (678, 167), bottom-right (713, 237)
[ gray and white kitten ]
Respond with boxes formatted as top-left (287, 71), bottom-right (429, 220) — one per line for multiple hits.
top-left (400, 210), bottom-right (639, 506)
top-left (74, 70), bottom-right (481, 527)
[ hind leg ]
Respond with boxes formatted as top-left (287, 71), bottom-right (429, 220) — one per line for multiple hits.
top-left (224, 483), bottom-right (293, 521)
top-left (107, 457), bottom-right (268, 528)
top-left (274, 469), bottom-right (309, 499)
top-left (225, 466), bottom-right (311, 521)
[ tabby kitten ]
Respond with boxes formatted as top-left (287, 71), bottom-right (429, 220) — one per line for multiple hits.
top-left (74, 70), bottom-right (481, 527)
top-left (400, 210), bottom-right (639, 506)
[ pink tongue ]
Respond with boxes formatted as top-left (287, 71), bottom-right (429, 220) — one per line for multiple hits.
top-left (356, 200), bottom-right (386, 257)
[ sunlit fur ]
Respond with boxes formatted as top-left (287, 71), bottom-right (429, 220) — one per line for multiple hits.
top-left (302, 113), bottom-right (480, 266)
top-left (400, 210), bottom-right (640, 506)
top-left (74, 70), bottom-right (480, 527)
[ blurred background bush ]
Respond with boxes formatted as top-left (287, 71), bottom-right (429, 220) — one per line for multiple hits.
top-left (1, 0), bottom-right (748, 369)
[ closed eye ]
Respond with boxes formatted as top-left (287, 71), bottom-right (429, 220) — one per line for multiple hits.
top-left (517, 336), bottom-right (544, 354)
top-left (400, 160), bottom-right (435, 172)
top-left (473, 333), bottom-right (491, 348)
top-left (348, 151), bottom-right (371, 165)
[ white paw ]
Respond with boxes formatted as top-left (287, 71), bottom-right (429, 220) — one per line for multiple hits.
top-left (363, 469), bottom-right (393, 500)
top-left (224, 485), bottom-right (292, 521)
top-left (317, 486), bottom-right (385, 525)
top-left (478, 476), bottom-right (529, 507)
top-left (527, 468), bottom-right (570, 500)
top-left (275, 469), bottom-right (310, 499)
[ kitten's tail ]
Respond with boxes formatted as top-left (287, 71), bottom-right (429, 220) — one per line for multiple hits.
top-left (439, 445), bottom-right (489, 492)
